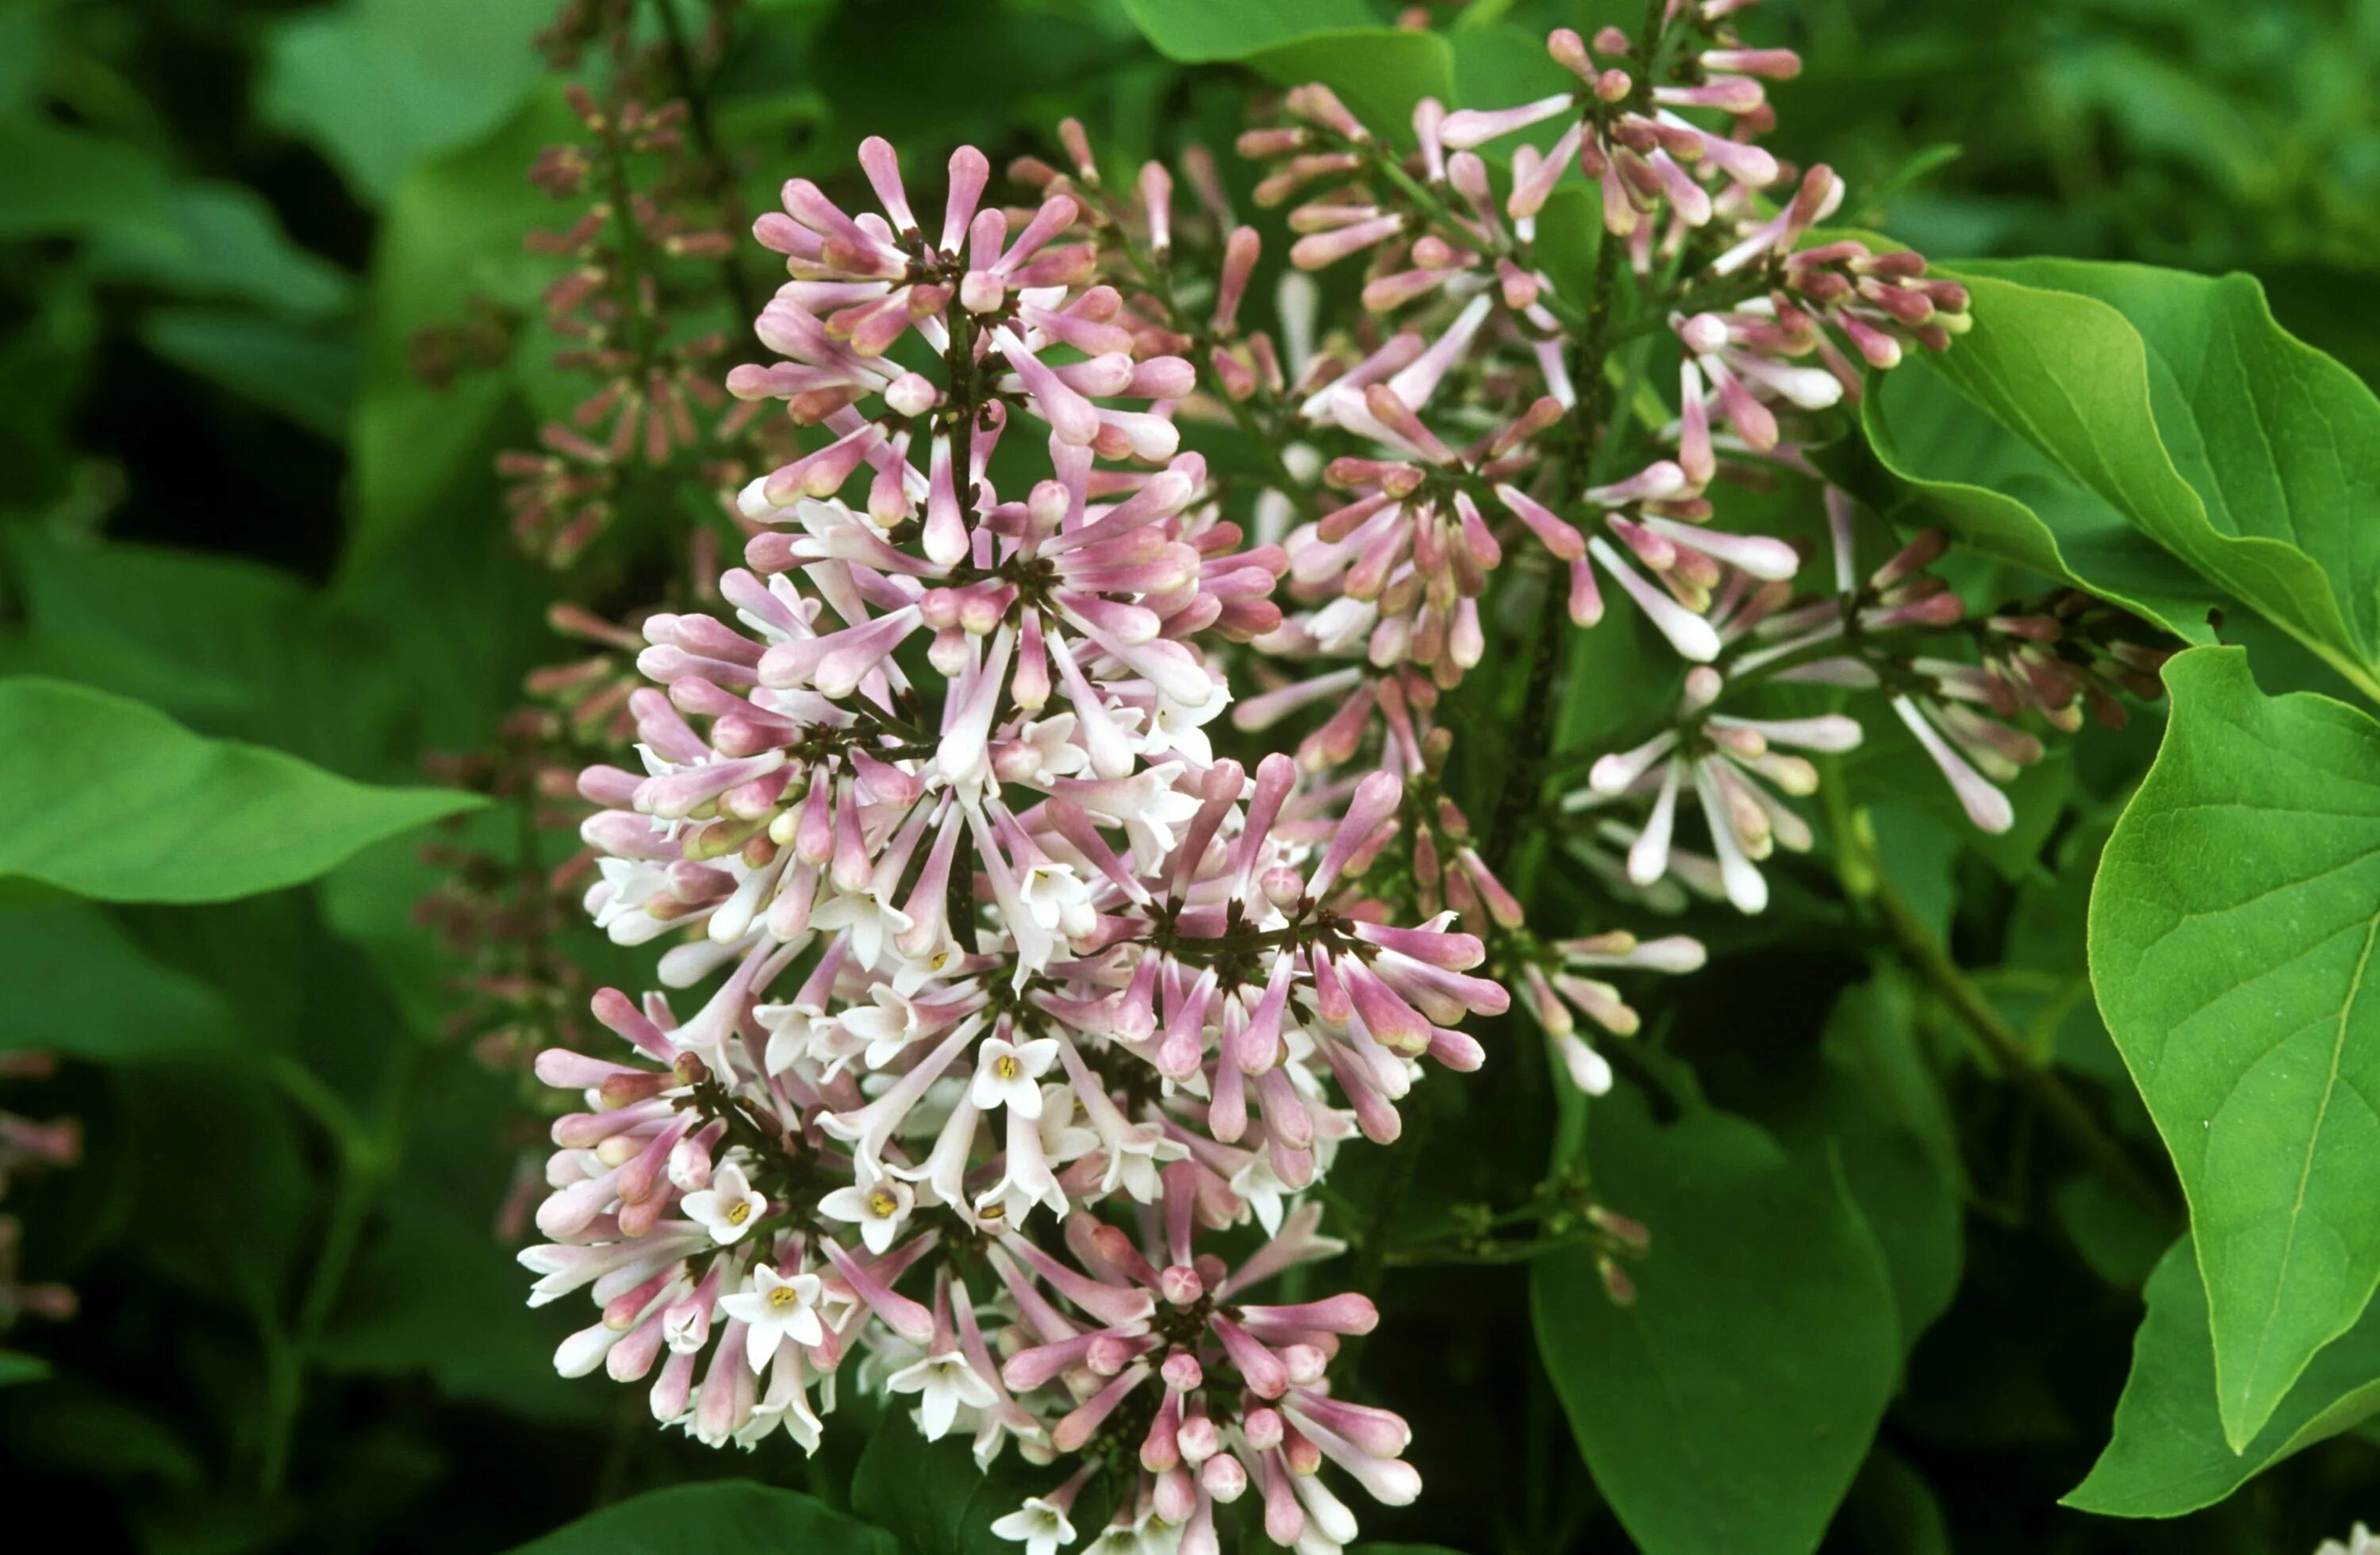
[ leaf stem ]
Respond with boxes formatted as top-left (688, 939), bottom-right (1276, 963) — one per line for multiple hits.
top-left (255, 1037), bottom-right (420, 1495)
top-left (1484, 216), bottom-right (1626, 868)
top-left (1864, 868), bottom-right (2173, 1217)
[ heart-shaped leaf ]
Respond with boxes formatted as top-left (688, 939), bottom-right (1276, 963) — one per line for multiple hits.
top-left (2090, 646), bottom-right (2380, 1447)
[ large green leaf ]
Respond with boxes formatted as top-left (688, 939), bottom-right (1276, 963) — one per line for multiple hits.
top-left (259, 0), bottom-right (553, 204)
top-left (0, 904), bottom-right (240, 1063)
top-left (2068, 1238), bottom-right (2380, 1516)
top-left (1789, 979), bottom-right (1965, 1351)
top-left (1119, 0), bottom-right (1456, 141)
top-left (505, 1482), bottom-right (895, 1555)
top-left (2090, 645), bottom-right (2380, 1448)
top-left (1532, 1092), bottom-right (1901, 1555)
top-left (1855, 351), bottom-right (2220, 643)
top-left (0, 678), bottom-right (481, 902)
top-left (1118, 0), bottom-right (1377, 58)
top-left (1, 528), bottom-right (340, 747)
top-left (139, 308), bottom-right (358, 440)
top-left (0, 116), bottom-right (174, 247)
top-left (850, 1411), bottom-right (1088, 1555)
top-left (1929, 259), bottom-right (2380, 700)
top-left (87, 179), bottom-right (354, 321)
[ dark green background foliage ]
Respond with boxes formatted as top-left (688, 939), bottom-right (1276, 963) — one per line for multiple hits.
top-left (5, 0), bottom-right (2380, 1551)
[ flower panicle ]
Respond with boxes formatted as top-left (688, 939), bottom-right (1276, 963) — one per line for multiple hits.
top-left (526, 131), bottom-right (1507, 1554)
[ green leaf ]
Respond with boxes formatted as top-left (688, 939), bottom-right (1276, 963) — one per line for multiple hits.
top-left (505, 1482), bottom-right (896, 1555)
top-left (1532, 1091), bottom-right (1901, 1555)
top-left (1118, 0), bottom-right (1378, 58)
top-left (1241, 31), bottom-right (1457, 140)
top-left (1838, 1449), bottom-right (1952, 1555)
top-left (0, 1350), bottom-right (51, 1387)
top-left (0, 678), bottom-right (482, 902)
top-left (87, 180), bottom-right (354, 321)
top-left (1118, 0), bottom-right (1455, 141)
top-left (1929, 259), bottom-right (2380, 700)
top-left (1791, 979), bottom-right (1965, 1350)
top-left (2067, 1238), bottom-right (2380, 1517)
top-left (1449, 22), bottom-right (1576, 123)
top-left (851, 1411), bottom-right (1088, 1555)
top-left (259, 0), bottom-right (553, 204)
top-left (2090, 644), bottom-right (2380, 1447)
top-left (1, 528), bottom-right (332, 743)
top-left (315, 1059), bottom-right (610, 1425)
top-left (0, 116), bottom-right (175, 246)
top-left (0, 1373), bottom-right (205, 1486)
top-left (1853, 350), bottom-right (2219, 643)
top-left (139, 308), bottom-right (358, 440)
top-left (1532, 185), bottom-right (1603, 320)
top-left (0, 903), bottom-right (240, 1063)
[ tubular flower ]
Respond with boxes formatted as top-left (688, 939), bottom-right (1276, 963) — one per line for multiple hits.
top-left (1566, 491), bottom-right (2171, 913)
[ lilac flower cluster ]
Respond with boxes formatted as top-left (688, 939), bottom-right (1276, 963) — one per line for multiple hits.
top-left (518, 0), bottom-right (2169, 1541)
top-left (1219, 6), bottom-right (2160, 1095)
top-left (524, 135), bottom-right (1503, 1553)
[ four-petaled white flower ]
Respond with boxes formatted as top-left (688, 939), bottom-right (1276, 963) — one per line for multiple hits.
top-left (990, 1496), bottom-right (1078, 1555)
top-left (819, 1171), bottom-right (916, 1256)
top-left (808, 886), bottom-right (915, 971)
top-left (1015, 713), bottom-right (1090, 781)
top-left (1093, 1118), bottom-right (1184, 1204)
top-left (1143, 674), bottom-right (1231, 766)
top-left (720, 1261), bottom-right (826, 1369)
top-left (885, 1349), bottom-right (996, 1441)
top-left (890, 934), bottom-right (966, 997)
top-left (843, 983), bottom-right (925, 1069)
top-left (755, 996), bottom-right (827, 1076)
top-left (970, 1035), bottom-right (1060, 1119)
top-left (681, 1159), bottom-right (766, 1244)
top-left (1100, 762), bottom-right (1203, 864)
top-left (1230, 1154), bottom-right (1293, 1237)
top-left (1017, 858), bottom-right (1093, 939)
top-left (589, 856), bottom-right (671, 945)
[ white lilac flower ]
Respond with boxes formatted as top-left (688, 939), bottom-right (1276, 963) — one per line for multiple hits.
top-left (969, 1035), bottom-right (1060, 1118)
top-left (990, 1495), bottom-right (1080, 1555)
top-left (886, 1349), bottom-right (998, 1441)
top-left (680, 1159), bottom-right (766, 1244)
top-left (818, 1170), bottom-right (916, 1256)
top-left (719, 1261), bottom-right (826, 1367)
